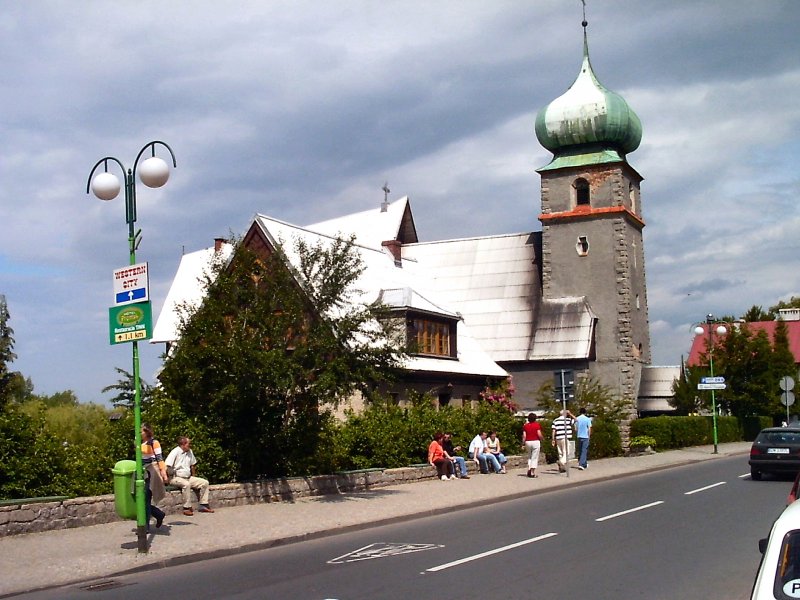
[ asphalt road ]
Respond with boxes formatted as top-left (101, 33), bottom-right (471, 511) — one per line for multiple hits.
top-left (17, 455), bottom-right (788, 600)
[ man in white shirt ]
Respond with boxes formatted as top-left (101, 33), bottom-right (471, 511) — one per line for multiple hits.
top-left (468, 431), bottom-right (502, 474)
top-left (165, 436), bottom-right (214, 516)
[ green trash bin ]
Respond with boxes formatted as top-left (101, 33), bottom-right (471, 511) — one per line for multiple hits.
top-left (111, 459), bottom-right (137, 520)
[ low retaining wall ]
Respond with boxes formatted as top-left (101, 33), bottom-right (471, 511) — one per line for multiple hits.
top-left (0, 455), bottom-right (527, 537)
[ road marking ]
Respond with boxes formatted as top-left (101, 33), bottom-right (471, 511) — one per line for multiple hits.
top-left (328, 542), bottom-right (443, 564)
top-left (425, 533), bottom-right (557, 572)
top-left (685, 481), bottom-right (726, 495)
top-left (596, 501), bottom-right (664, 522)
top-left (739, 473), bottom-right (750, 479)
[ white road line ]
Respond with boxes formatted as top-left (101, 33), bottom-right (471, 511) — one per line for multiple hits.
top-left (595, 501), bottom-right (664, 522)
top-left (739, 473), bottom-right (750, 479)
top-left (685, 481), bottom-right (726, 495)
top-left (426, 533), bottom-right (558, 572)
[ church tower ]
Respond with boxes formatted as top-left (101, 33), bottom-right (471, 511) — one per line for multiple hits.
top-left (534, 20), bottom-right (651, 407)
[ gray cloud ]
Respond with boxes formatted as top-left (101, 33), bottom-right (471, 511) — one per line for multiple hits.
top-left (1, 0), bottom-right (798, 402)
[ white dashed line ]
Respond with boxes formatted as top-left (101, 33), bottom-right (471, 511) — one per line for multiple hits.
top-left (426, 533), bottom-right (558, 572)
top-left (596, 501), bottom-right (664, 522)
top-left (685, 481), bottom-right (726, 495)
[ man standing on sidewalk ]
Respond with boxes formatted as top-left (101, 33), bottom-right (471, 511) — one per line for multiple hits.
top-left (165, 436), bottom-right (215, 516)
top-left (551, 410), bottom-right (575, 473)
top-left (575, 408), bottom-right (592, 470)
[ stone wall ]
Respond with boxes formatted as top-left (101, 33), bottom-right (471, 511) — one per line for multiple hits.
top-left (0, 455), bottom-right (527, 537)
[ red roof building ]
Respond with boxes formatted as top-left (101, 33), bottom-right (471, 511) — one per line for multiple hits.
top-left (687, 316), bottom-right (800, 367)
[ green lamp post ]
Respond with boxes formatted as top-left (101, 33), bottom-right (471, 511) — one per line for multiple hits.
top-left (87, 141), bottom-right (176, 553)
top-left (694, 314), bottom-right (728, 455)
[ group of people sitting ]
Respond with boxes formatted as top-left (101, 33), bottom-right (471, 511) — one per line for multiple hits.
top-left (428, 430), bottom-right (508, 481)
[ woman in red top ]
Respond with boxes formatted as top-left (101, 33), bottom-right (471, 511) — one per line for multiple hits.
top-left (522, 413), bottom-right (544, 478)
top-left (428, 432), bottom-right (456, 481)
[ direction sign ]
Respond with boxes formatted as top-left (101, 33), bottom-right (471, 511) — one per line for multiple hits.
top-left (698, 383), bottom-right (726, 390)
top-left (701, 376), bottom-right (726, 384)
top-left (108, 302), bottom-right (152, 345)
top-left (113, 263), bottom-right (149, 306)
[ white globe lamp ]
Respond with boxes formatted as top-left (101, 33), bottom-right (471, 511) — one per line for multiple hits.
top-left (91, 172), bottom-right (121, 201)
top-left (139, 156), bottom-right (170, 188)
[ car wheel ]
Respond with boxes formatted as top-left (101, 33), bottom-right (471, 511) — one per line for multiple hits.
top-left (751, 467), bottom-right (762, 481)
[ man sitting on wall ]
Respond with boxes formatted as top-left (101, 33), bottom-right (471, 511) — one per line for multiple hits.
top-left (468, 431), bottom-right (502, 474)
top-left (442, 432), bottom-right (470, 479)
top-left (165, 436), bottom-right (215, 516)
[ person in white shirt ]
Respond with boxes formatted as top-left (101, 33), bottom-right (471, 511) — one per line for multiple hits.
top-left (165, 436), bottom-right (214, 516)
top-left (468, 431), bottom-right (502, 474)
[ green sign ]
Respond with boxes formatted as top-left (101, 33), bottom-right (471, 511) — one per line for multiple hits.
top-left (109, 302), bottom-right (152, 345)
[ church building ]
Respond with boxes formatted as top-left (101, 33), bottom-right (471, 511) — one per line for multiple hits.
top-left (153, 20), bottom-right (653, 413)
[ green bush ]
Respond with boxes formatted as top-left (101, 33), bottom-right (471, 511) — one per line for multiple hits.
top-left (631, 415), bottom-right (746, 450)
top-left (588, 419), bottom-right (623, 459)
top-left (629, 435), bottom-right (657, 451)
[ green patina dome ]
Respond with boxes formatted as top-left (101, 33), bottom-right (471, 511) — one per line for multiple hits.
top-left (535, 33), bottom-right (642, 157)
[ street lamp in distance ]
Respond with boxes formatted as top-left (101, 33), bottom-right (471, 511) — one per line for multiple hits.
top-left (86, 141), bottom-right (176, 553)
top-left (693, 313), bottom-right (728, 454)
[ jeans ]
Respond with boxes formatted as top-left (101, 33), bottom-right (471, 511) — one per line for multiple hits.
top-left (577, 437), bottom-right (590, 468)
top-left (452, 456), bottom-right (468, 477)
top-left (145, 475), bottom-right (165, 529)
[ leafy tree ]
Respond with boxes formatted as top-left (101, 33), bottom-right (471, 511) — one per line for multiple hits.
top-left (101, 367), bottom-right (154, 409)
top-left (5, 372), bottom-right (33, 405)
top-left (534, 373), bottom-right (628, 421)
top-left (742, 305), bottom-right (770, 322)
top-left (769, 296), bottom-right (800, 317)
top-left (0, 295), bottom-right (16, 409)
top-left (669, 364), bottom-right (705, 415)
top-left (159, 236), bottom-right (405, 480)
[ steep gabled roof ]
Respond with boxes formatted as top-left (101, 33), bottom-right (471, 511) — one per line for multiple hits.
top-left (401, 233), bottom-right (541, 362)
top-left (152, 204), bottom-right (506, 379)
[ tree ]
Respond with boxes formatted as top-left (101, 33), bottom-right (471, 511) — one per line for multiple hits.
top-left (101, 367), bottom-right (154, 409)
top-left (769, 296), bottom-right (800, 317)
top-left (0, 295), bottom-right (16, 409)
top-left (742, 305), bottom-right (770, 322)
top-left (669, 363), bottom-right (705, 415)
top-left (159, 236), bottom-right (405, 479)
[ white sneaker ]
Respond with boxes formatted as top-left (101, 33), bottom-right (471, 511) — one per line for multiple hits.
top-left (441, 475), bottom-right (448, 481)
top-left (577, 465), bottom-right (585, 470)
top-left (449, 475), bottom-right (457, 480)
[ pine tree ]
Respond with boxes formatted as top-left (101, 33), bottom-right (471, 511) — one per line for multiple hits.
top-left (0, 295), bottom-right (17, 409)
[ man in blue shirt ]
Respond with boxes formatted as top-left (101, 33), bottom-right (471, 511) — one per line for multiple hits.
top-left (575, 408), bottom-right (592, 470)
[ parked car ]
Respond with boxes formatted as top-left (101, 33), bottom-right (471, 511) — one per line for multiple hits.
top-left (749, 428), bottom-right (800, 480)
top-left (751, 500), bottom-right (800, 599)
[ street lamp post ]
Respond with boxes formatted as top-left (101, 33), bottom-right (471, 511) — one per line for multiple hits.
top-left (694, 314), bottom-right (728, 455)
top-left (87, 141), bottom-right (176, 553)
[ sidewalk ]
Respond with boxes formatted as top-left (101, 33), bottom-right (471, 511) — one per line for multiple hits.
top-left (0, 442), bottom-right (751, 597)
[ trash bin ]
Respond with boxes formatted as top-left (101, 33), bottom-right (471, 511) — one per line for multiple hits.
top-left (111, 459), bottom-right (137, 520)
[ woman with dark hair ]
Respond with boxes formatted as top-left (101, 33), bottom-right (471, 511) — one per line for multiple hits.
top-left (141, 423), bottom-right (169, 531)
top-left (522, 413), bottom-right (544, 478)
top-left (428, 432), bottom-right (456, 481)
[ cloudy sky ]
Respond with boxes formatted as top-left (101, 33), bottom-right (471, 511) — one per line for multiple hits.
top-left (1, 1), bottom-right (798, 404)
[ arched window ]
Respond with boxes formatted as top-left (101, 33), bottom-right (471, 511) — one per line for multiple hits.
top-left (575, 178), bottom-right (590, 206)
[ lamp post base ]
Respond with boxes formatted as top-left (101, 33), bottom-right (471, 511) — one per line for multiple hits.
top-left (137, 525), bottom-right (148, 553)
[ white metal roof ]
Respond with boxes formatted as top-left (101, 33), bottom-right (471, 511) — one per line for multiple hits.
top-left (401, 233), bottom-right (539, 361)
top-left (528, 297), bottom-right (596, 361)
top-left (152, 204), bottom-right (507, 379)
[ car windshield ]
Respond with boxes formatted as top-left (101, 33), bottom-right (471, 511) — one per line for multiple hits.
top-left (775, 531), bottom-right (800, 598)
top-left (760, 432), bottom-right (800, 445)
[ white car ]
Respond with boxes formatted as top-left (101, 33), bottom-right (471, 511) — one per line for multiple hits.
top-left (752, 500), bottom-right (800, 599)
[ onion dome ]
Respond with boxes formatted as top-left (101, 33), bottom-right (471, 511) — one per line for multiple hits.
top-left (535, 30), bottom-right (642, 157)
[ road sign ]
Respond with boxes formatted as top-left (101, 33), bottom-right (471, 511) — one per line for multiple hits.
top-left (780, 376), bottom-right (795, 391)
top-left (782, 391), bottom-right (796, 408)
top-left (700, 376), bottom-right (726, 384)
top-left (108, 302), bottom-right (152, 345)
top-left (113, 263), bottom-right (149, 306)
top-left (698, 383), bottom-right (726, 390)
